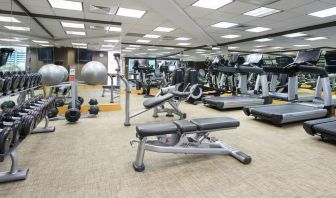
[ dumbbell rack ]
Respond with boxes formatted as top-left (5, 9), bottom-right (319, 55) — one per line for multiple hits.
top-left (0, 87), bottom-right (55, 183)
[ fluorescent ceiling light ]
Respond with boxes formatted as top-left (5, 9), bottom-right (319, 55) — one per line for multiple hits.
top-left (72, 43), bottom-right (87, 46)
top-left (147, 49), bottom-right (157, 51)
top-left (136, 39), bottom-right (150, 43)
top-left (196, 49), bottom-right (206, 51)
top-left (255, 45), bottom-right (267, 48)
top-left (66, 31), bottom-right (86, 35)
top-left (192, 0), bottom-right (233, 9)
top-left (293, 44), bottom-right (311, 47)
top-left (246, 27), bottom-right (271, 32)
top-left (305, 37), bottom-right (327, 41)
top-left (116, 7), bottom-right (146, 18)
top-left (107, 26), bottom-right (122, 32)
top-left (228, 46), bottom-right (238, 49)
top-left (77, 46), bottom-right (87, 49)
top-left (212, 21), bottom-right (238, 28)
top-left (255, 38), bottom-right (273, 42)
top-left (144, 34), bottom-right (160, 38)
top-left (252, 49), bottom-right (263, 51)
top-left (104, 39), bottom-right (119, 43)
top-left (129, 45), bottom-right (140, 47)
top-left (126, 47), bottom-right (136, 50)
top-left (61, 22), bottom-right (84, 29)
top-left (0, 38), bottom-right (21, 42)
top-left (164, 47), bottom-right (175, 49)
top-left (153, 27), bottom-right (175, 32)
top-left (212, 47), bottom-right (220, 50)
top-left (102, 44), bottom-right (114, 48)
top-left (177, 43), bottom-right (191, 46)
top-left (221, 34), bottom-right (241, 39)
top-left (40, 44), bottom-right (54, 47)
top-left (0, 16), bottom-right (20, 23)
top-left (308, 7), bottom-right (336, 18)
top-left (4, 26), bottom-right (30, 31)
top-left (283, 32), bottom-right (307, 38)
top-left (175, 37), bottom-right (191, 41)
top-left (48, 0), bottom-right (82, 11)
top-left (244, 7), bottom-right (281, 17)
top-left (33, 40), bottom-right (49, 44)
top-left (271, 47), bottom-right (283, 49)
top-left (196, 51), bottom-right (205, 54)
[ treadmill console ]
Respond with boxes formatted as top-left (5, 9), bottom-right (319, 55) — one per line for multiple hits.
top-left (228, 53), bottom-right (240, 66)
top-left (275, 56), bottom-right (294, 67)
top-left (244, 54), bottom-right (263, 65)
top-left (294, 49), bottom-right (321, 64)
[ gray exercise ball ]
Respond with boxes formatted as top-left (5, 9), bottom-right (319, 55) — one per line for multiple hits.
top-left (57, 65), bottom-right (69, 82)
top-left (38, 64), bottom-right (64, 86)
top-left (81, 61), bottom-right (107, 85)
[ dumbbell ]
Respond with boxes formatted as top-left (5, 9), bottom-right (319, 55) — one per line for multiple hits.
top-left (0, 112), bottom-right (35, 141)
top-left (67, 100), bottom-right (82, 110)
top-left (47, 98), bottom-right (64, 118)
top-left (88, 98), bottom-right (99, 115)
top-left (0, 126), bottom-right (14, 155)
top-left (16, 71), bottom-right (27, 89)
top-left (4, 71), bottom-right (20, 91)
top-left (23, 72), bottom-right (32, 89)
top-left (0, 71), bottom-right (12, 93)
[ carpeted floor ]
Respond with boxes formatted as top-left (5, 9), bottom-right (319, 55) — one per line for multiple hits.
top-left (1, 92), bottom-right (336, 198)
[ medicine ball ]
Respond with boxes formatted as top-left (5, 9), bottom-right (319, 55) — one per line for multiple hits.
top-left (65, 108), bottom-right (81, 123)
top-left (47, 107), bottom-right (59, 118)
top-left (78, 96), bottom-right (84, 105)
top-left (88, 105), bottom-right (99, 115)
top-left (88, 98), bottom-right (98, 106)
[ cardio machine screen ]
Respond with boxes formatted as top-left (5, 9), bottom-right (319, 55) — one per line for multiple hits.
top-left (245, 54), bottom-right (263, 64)
top-left (294, 49), bottom-right (321, 64)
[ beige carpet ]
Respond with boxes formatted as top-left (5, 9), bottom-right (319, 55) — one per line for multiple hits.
top-left (1, 93), bottom-right (336, 198)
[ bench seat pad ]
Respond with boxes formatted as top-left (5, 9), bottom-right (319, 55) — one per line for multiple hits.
top-left (136, 123), bottom-right (177, 137)
top-left (191, 117), bottom-right (239, 130)
top-left (143, 93), bottom-right (174, 109)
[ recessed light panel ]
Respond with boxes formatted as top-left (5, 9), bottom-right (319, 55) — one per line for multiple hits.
top-left (33, 40), bottom-right (49, 44)
top-left (305, 37), bottom-right (327, 41)
top-left (144, 34), bottom-right (160, 38)
top-left (102, 44), bottom-right (114, 48)
top-left (192, 0), bottom-right (233, 10)
top-left (283, 32), bottom-right (307, 37)
top-left (228, 46), bottom-right (238, 49)
top-left (48, 0), bottom-right (82, 11)
top-left (244, 7), bottom-right (281, 17)
top-left (309, 7), bottom-right (336, 18)
top-left (116, 7), bottom-right (146, 18)
top-left (107, 26), bottom-right (122, 32)
top-left (0, 16), bottom-right (20, 23)
top-left (246, 27), bottom-right (271, 32)
top-left (0, 38), bottom-right (21, 42)
top-left (147, 49), bottom-right (157, 51)
top-left (293, 44), bottom-right (311, 47)
top-left (255, 38), bottom-right (273, 42)
top-left (175, 37), bottom-right (191, 41)
top-left (212, 21), bottom-right (238, 28)
top-left (4, 26), bottom-right (30, 31)
top-left (72, 43), bottom-right (87, 46)
top-left (66, 31), bottom-right (86, 36)
top-left (177, 43), bottom-right (191, 46)
top-left (221, 35), bottom-right (241, 38)
top-left (153, 27), bottom-right (175, 32)
top-left (104, 39), bottom-right (119, 43)
top-left (136, 39), bottom-right (151, 43)
top-left (61, 22), bottom-right (84, 29)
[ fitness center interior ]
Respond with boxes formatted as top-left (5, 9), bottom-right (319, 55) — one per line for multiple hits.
top-left (1, 0), bottom-right (336, 197)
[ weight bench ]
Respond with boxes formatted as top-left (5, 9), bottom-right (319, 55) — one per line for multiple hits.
top-left (303, 117), bottom-right (336, 141)
top-left (131, 117), bottom-right (251, 172)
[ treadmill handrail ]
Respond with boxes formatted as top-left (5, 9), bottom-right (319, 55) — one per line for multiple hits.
top-left (238, 65), bottom-right (266, 75)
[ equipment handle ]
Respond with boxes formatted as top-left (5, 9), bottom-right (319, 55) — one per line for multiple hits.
top-left (231, 151), bottom-right (252, 164)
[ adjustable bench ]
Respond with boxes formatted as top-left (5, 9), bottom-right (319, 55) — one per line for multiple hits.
top-left (303, 117), bottom-right (336, 141)
top-left (131, 117), bottom-right (251, 172)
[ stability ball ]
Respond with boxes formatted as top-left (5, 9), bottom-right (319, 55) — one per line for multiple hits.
top-left (57, 65), bottom-right (69, 82)
top-left (38, 64), bottom-right (64, 86)
top-left (81, 61), bottom-right (107, 85)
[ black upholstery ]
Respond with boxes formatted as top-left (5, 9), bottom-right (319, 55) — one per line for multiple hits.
top-left (171, 91), bottom-right (190, 98)
top-left (143, 93), bottom-right (174, 109)
top-left (191, 117), bottom-right (239, 130)
top-left (174, 120), bottom-right (198, 132)
top-left (136, 123), bottom-right (178, 137)
top-left (136, 117), bottom-right (240, 137)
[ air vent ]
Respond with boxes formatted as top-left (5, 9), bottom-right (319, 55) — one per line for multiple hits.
top-left (161, 36), bottom-right (175, 41)
top-left (89, 5), bottom-right (114, 14)
top-left (89, 25), bottom-right (107, 31)
top-left (239, 0), bottom-right (280, 6)
top-left (125, 33), bottom-right (145, 37)
top-left (231, 25), bottom-right (249, 30)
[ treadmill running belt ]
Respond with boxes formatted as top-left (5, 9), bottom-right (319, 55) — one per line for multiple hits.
top-left (203, 96), bottom-right (264, 109)
top-left (314, 122), bottom-right (336, 136)
top-left (249, 103), bottom-right (328, 125)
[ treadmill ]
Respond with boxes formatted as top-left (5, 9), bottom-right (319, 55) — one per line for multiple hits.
top-left (244, 49), bottom-right (333, 126)
top-left (203, 53), bottom-right (272, 110)
top-left (267, 56), bottom-right (314, 102)
top-left (303, 51), bottom-right (336, 141)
